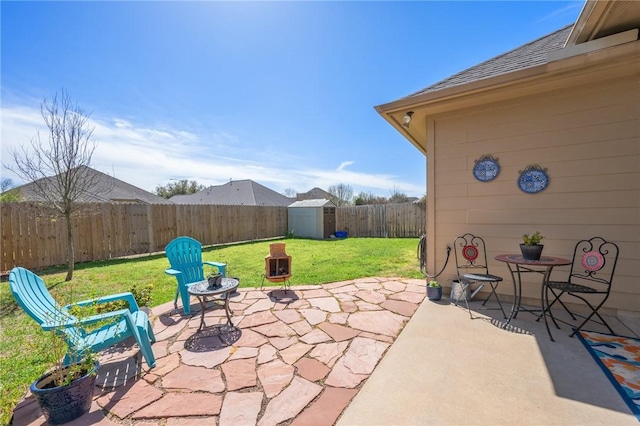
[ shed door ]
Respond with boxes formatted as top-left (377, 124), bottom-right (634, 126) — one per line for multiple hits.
top-left (323, 207), bottom-right (335, 239)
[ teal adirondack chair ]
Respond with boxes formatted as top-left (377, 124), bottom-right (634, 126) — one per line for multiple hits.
top-left (164, 236), bottom-right (226, 315)
top-left (9, 267), bottom-right (156, 368)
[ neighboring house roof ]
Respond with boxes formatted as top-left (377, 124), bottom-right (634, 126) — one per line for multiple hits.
top-left (289, 199), bottom-right (335, 208)
top-left (406, 24), bottom-right (573, 98)
top-left (14, 166), bottom-right (172, 204)
top-left (296, 187), bottom-right (332, 201)
top-left (170, 179), bottom-right (294, 206)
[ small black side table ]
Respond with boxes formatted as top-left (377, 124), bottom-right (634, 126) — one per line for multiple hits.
top-left (187, 278), bottom-right (239, 331)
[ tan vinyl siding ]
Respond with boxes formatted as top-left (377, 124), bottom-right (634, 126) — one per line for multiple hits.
top-left (431, 75), bottom-right (640, 314)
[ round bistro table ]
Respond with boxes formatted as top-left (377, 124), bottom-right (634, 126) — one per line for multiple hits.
top-left (187, 278), bottom-right (239, 332)
top-left (495, 254), bottom-right (571, 341)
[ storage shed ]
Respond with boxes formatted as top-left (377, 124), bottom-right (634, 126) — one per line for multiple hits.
top-left (287, 199), bottom-right (336, 239)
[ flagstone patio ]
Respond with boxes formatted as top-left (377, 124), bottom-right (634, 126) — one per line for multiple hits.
top-left (12, 277), bottom-right (427, 425)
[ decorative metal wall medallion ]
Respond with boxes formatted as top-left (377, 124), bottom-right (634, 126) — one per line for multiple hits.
top-left (473, 155), bottom-right (500, 182)
top-left (518, 164), bottom-right (549, 194)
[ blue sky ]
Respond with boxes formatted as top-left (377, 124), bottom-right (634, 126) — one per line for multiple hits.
top-left (1, 1), bottom-right (583, 198)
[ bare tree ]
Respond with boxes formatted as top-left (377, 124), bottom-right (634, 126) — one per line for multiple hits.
top-left (0, 178), bottom-right (21, 202)
top-left (354, 191), bottom-right (387, 205)
top-left (328, 183), bottom-right (353, 206)
top-left (5, 91), bottom-right (98, 281)
top-left (156, 179), bottom-right (204, 199)
top-left (283, 187), bottom-right (296, 198)
top-left (388, 186), bottom-right (410, 204)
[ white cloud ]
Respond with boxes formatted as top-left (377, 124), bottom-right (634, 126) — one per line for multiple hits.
top-left (337, 161), bottom-right (354, 171)
top-left (1, 104), bottom-right (424, 197)
top-left (536, 3), bottom-right (582, 24)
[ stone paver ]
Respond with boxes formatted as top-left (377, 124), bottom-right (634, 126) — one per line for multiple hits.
top-left (355, 290), bottom-right (387, 304)
top-left (300, 308), bottom-right (328, 325)
top-left (308, 296), bottom-right (342, 313)
top-left (132, 393), bottom-right (222, 419)
top-left (380, 299), bottom-right (419, 316)
top-left (220, 392), bottom-right (264, 426)
top-left (257, 359), bottom-right (295, 397)
top-left (318, 321), bottom-right (360, 342)
top-left (96, 380), bottom-right (163, 419)
top-left (280, 342), bottom-right (313, 365)
top-left (309, 341), bottom-right (350, 367)
top-left (243, 298), bottom-right (276, 315)
top-left (300, 328), bottom-right (332, 344)
top-left (222, 358), bottom-right (258, 391)
top-left (273, 309), bottom-right (302, 324)
top-left (348, 310), bottom-right (407, 337)
top-left (257, 376), bottom-right (323, 426)
top-left (291, 387), bottom-right (359, 426)
top-left (294, 357), bottom-right (331, 382)
top-left (342, 337), bottom-right (389, 375)
top-left (15, 277), bottom-right (426, 425)
top-left (162, 364), bottom-right (224, 392)
top-left (251, 320), bottom-right (296, 338)
top-left (238, 310), bottom-right (279, 328)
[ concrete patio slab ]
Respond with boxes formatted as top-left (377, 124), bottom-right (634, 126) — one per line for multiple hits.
top-left (338, 298), bottom-right (639, 426)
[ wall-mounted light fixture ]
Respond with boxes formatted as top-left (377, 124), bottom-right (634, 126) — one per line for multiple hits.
top-left (401, 111), bottom-right (414, 129)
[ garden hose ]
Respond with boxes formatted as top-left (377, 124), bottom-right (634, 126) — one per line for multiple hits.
top-left (417, 234), bottom-right (451, 278)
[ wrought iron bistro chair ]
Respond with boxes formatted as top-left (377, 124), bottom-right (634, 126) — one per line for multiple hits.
top-left (543, 237), bottom-right (619, 337)
top-left (164, 236), bottom-right (227, 315)
top-left (453, 233), bottom-right (507, 319)
top-left (9, 267), bottom-right (156, 368)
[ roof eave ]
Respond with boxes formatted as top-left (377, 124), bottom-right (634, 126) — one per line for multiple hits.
top-left (376, 39), bottom-right (640, 148)
top-left (375, 63), bottom-right (547, 152)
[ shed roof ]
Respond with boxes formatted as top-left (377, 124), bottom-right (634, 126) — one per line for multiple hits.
top-left (288, 199), bottom-right (335, 208)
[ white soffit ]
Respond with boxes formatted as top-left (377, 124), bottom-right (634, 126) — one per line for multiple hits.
top-left (548, 28), bottom-right (638, 61)
top-left (568, 0), bottom-right (640, 45)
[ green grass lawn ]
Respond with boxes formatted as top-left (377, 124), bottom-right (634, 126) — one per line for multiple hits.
top-left (0, 237), bottom-right (423, 423)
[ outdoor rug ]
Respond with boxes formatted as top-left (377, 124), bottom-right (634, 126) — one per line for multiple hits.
top-left (578, 330), bottom-right (640, 421)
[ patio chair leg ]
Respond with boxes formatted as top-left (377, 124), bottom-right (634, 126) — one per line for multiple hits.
top-left (453, 282), bottom-right (473, 319)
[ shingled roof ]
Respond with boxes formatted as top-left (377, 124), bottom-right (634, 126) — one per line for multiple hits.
top-left (14, 166), bottom-right (172, 204)
top-left (296, 187), bottom-right (332, 201)
top-left (405, 24), bottom-right (573, 98)
top-left (170, 179), bottom-right (294, 206)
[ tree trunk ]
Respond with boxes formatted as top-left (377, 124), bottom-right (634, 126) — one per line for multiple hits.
top-left (65, 212), bottom-right (75, 281)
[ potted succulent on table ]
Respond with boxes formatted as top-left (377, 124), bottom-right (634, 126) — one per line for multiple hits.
top-left (427, 280), bottom-right (443, 301)
top-left (520, 231), bottom-right (544, 261)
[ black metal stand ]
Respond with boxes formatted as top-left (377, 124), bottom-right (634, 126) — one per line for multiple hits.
top-left (260, 274), bottom-right (291, 293)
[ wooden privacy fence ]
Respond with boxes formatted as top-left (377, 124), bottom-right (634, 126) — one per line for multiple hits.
top-left (1, 202), bottom-right (426, 271)
top-left (336, 203), bottom-right (426, 238)
top-left (1, 203), bottom-right (288, 271)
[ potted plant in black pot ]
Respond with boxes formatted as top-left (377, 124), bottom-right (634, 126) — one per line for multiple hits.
top-left (520, 231), bottom-right (544, 261)
top-left (427, 280), bottom-right (443, 301)
top-left (29, 310), bottom-right (100, 425)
